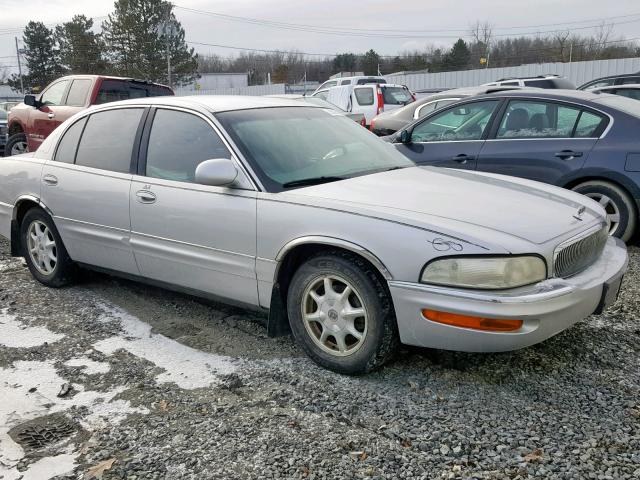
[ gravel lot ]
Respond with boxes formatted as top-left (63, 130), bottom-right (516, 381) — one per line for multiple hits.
top-left (0, 236), bottom-right (639, 480)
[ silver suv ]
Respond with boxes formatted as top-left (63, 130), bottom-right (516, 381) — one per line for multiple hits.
top-left (484, 74), bottom-right (576, 89)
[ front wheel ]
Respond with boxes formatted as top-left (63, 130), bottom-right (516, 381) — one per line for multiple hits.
top-left (287, 251), bottom-right (399, 374)
top-left (4, 133), bottom-right (28, 157)
top-left (572, 180), bottom-right (637, 242)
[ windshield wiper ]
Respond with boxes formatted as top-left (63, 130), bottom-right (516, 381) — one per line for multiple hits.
top-left (282, 176), bottom-right (345, 188)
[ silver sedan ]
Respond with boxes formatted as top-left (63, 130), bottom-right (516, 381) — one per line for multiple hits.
top-left (0, 96), bottom-right (628, 374)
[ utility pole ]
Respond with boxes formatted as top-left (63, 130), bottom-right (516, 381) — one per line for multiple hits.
top-left (165, 3), bottom-right (172, 88)
top-left (15, 36), bottom-right (24, 94)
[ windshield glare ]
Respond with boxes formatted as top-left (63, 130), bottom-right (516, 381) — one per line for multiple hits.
top-left (217, 107), bottom-right (412, 192)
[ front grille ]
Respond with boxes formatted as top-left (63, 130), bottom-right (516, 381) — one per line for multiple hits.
top-left (554, 226), bottom-right (608, 278)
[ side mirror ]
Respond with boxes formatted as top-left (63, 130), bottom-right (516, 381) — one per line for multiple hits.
top-left (24, 94), bottom-right (38, 108)
top-left (399, 129), bottom-right (412, 144)
top-left (195, 158), bottom-right (238, 187)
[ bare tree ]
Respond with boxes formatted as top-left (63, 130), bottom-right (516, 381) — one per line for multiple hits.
top-left (553, 31), bottom-right (571, 62)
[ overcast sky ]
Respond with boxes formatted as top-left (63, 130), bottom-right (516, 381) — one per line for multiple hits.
top-left (1, 0), bottom-right (639, 73)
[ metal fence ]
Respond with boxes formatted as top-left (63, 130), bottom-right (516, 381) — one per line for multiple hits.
top-left (385, 57), bottom-right (640, 90)
top-left (175, 83), bottom-right (286, 96)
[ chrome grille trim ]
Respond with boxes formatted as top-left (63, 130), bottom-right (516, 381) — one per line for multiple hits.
top-left (553, 224), bottom-right (608, 278)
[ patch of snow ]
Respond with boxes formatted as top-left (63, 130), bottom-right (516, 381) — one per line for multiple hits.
top-left (1, 453), bottom-right (77, 480)
top-left (0, 360), bottom-right (146, 479)
top-left (0, 309), bottom-right (64, 348)
top-left (64, 357), bottom-right (111, 375)
top-left (93, 304), bottom-right (238, 390)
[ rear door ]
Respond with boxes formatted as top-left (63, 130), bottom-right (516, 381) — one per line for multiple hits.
top-left (351, 86), bottom-right (377, 125)
top-left (394, 99), bottom-right (501, 170)
top-left (40, 107), bottom-right (145, 274)
top-left (381, 85), bottom-right (414, 113)
top-left (477, 99), bottom-right (607, 185)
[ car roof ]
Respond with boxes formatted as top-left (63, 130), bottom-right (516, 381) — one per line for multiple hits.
top-left (593, 84), bottom-right (640, 90)
top-left (94, 95), bottom-right (314, 112)
top-left (53, 74), bottom-right (172, 89)
top-left (473, 88), bottom-right (603, 101)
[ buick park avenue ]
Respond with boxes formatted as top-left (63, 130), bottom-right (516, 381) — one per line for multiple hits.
top-left (0, 96), bottom-right (628, 374)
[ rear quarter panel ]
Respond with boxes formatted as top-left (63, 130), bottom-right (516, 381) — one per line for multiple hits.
top-left (0, 155), bottom-right (45, 239)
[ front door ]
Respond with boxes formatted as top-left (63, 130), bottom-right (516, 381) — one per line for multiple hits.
top-left (29, 79), bottom-right (73, 151)
top-left (395, 99), bottom-right (501, 170)
top-left (129, 107), bottom-right (258, 305)
top-left (40, 107), bottom-right (145, 275)
top-left (478, 99), bottom-right (606, 184)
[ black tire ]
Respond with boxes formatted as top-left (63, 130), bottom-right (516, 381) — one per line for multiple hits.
top-left (4, 132), bottom-right (28, 157)
top-left (287, 250), bottom-right (399, 374)
top-left (20, 208), bottom-right (75, 287)
top-left (572, 180), bottom-right (637, 242)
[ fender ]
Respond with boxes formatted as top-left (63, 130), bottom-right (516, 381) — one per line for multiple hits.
top-left (274, 235), bottom-right (393, 282)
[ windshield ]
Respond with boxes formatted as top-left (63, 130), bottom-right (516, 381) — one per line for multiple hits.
top-left (217, 107), bottom-right (412, 192)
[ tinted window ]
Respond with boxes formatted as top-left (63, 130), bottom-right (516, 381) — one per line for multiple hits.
top-left (313, 90), bottom-right (329, 100)
top-left (40, 80), bottom-right (70, 106)
top-left (54, 117), bottom-right (87, 163)
top-left (619, 77), bottom-right (640, 85)
top-left (65, 79), bottom-right (92, 106)
top-left (615, 88), bottom-right (640, 100)
top-left (583, 79), bottom-right (614, 90)
top-left (319, 81), bottom-right (338, 90)
top-left (434, 99), bottom-right (458, 110)
top-left (340, 80), bottom-right (351, 85)
top-left (574, 111), bottom-right (606, 138)
top-left (354, 88), bottom-right (374, 105)
top-left (95, 80), bottom-right (172, 104)
top-left (146, 110), bottom-right (230, 183)
top-left (501, 81), bottom-right (520, 86)
top-left (356, 78), bottom-right (386, 85)
top-left (497, 101), bottom-right (581, 139)
top-left (382, 86), bottom-right (412, 105)
top-left (523, 79), bottom-right (555, 88)
top-left (75, 108), bottom-right (144, 172)
top-left (412, 101), bottom-right (499, 142)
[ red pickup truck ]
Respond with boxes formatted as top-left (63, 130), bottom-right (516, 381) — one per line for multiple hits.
top-left (5, 75), bottom-right (173, 156)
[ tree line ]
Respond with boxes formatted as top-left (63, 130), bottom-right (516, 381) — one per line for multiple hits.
top-left (8, 0), bottom-right (198, 92)
top-left (7, 3), bottom-right (640, 92)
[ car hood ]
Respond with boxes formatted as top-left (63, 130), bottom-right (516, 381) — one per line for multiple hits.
top-left (283, 167), bottom-right (604, 246)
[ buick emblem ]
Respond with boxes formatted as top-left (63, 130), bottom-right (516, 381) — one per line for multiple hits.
top-left (573, 206), bottom-right (586, 221)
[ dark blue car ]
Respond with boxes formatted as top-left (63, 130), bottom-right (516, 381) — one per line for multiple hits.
top-left (388, 89), bottom-right (640, 241)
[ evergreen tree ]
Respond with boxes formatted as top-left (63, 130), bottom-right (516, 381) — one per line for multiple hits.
top-left (443, 39), bottom-right (471, 71)
top-left (333, 53), bottom-right (357, 73)
top-left (56, 15), bottom-right (107, 74)
top-left (8, 21), bottom-right (63, 92)
top-left (102, 0), bottom-right (198, 86)
top-left (360, 49), bottom-right (380, 76)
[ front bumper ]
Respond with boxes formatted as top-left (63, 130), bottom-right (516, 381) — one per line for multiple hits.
top-left (389, 237), bottom-right (628, 352)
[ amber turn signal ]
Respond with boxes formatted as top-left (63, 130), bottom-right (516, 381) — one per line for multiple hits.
top-left (422, 309), bottom-right (523, 332)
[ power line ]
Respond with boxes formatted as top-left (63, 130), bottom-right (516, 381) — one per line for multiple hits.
top-left (174, 5), bottom-right (640, 39)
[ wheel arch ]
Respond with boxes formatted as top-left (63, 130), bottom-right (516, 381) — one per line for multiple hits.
top-left (266, 237), bottom-right (393, 337)
top-left (8, 120), bottom-right (25, 136)
top-left (562, 172), bottom-right (640, 204)
top-left (10, 196), bottom-right (54, 256)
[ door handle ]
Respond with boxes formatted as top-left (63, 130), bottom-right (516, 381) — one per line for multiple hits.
top-left (42, 174), bottom-right (58, 186)
top-left (555, 150), bottom-right (583, 160)
top-left (136, 190), bottom-right (157, 204)
top-left (47, 112), bottom-right (55, 120)
top-left (451, 154), bottom-right (475, 164)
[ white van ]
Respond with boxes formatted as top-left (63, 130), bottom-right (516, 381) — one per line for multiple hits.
top-left (314, 76), bottom-right (387, 94)
top-left (314, 83), bottom-right (414, 126)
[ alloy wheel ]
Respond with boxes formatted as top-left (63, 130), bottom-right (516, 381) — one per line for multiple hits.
top-left (10, 140), bottom-right (27, 156)
top-left (301, 275), bottom-right (368, 357)
top-left (26, 220), bottom-right (57, 275)
top-left (585, 192), bottom-right (621, 236)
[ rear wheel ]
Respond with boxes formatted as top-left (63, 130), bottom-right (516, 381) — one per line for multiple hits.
top-left (20, 208), bottom-right (75, 287)
top-left (287, 251), bottom-right (398, 374)
top-left (5, 133), bottom-right (28, 157)
top-left (572, 180), bottom-right (637, 241)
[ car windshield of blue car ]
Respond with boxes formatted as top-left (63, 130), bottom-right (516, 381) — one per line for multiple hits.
top-left (217, 107), bottom-right (413, 192)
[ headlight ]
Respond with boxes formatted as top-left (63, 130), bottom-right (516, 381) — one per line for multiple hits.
top-left (421, 256), bottom-right (547, 290)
